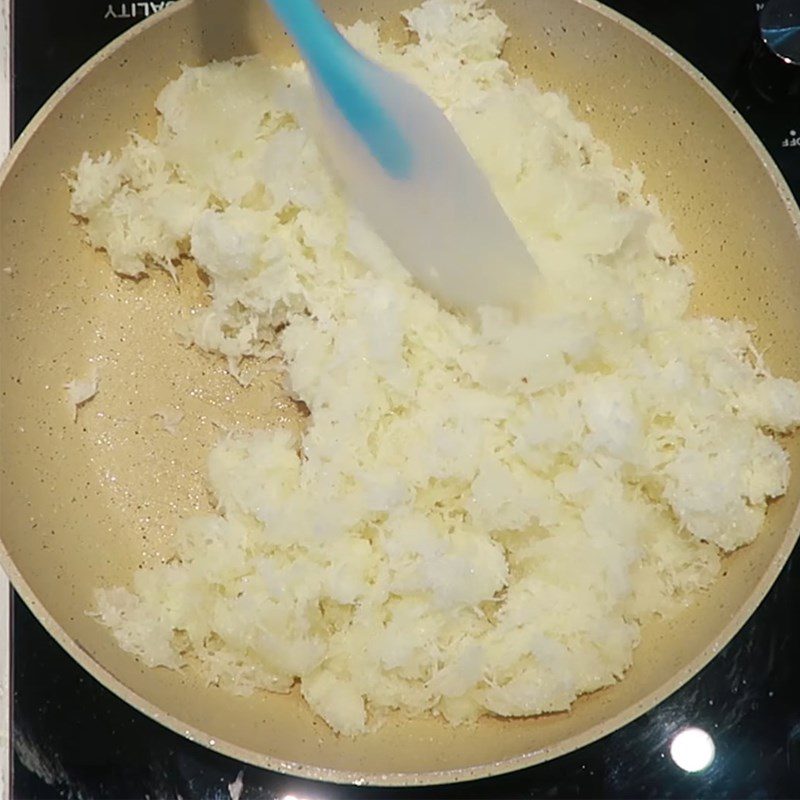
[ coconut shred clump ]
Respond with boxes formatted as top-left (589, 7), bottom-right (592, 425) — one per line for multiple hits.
top-left (71, 0), bottom-right (800, 734)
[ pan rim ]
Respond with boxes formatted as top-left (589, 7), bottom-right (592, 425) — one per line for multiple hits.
top-left (1, 0), bottom-right (799, 786)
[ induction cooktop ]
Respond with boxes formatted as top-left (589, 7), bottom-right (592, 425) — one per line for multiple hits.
top-left (8, 1), bottom-right (800, 798)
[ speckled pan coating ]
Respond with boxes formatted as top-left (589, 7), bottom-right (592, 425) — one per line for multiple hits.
top-left (1, 0), bottom-right (799, 787)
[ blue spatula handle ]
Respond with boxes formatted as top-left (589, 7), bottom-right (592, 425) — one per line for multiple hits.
top-left (265, 0), bottom-right (412, 178)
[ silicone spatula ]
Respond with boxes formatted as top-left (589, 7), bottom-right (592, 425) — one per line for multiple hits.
top-left (265, 0), bottom-right (538, 313)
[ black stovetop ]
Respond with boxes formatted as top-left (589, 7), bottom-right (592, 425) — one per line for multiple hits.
top-left (8, 1), bottom-right (800, 798)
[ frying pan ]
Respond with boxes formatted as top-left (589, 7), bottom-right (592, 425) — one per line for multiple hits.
top-left (1, 0), bottom-right (799, 786)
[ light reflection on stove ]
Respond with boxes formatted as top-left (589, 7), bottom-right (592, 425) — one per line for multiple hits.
top-left (669, 726), bottom-right (716, 773)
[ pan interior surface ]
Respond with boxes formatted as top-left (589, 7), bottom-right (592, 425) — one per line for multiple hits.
top-left (1, 0), bottom-right (799, 785)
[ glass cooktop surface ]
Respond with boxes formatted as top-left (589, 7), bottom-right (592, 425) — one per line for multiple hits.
top-left (8, 1), bottom-right (800, 797)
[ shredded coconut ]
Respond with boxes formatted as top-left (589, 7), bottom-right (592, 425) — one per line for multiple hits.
top-left (64, 369), bottom-right (99, 421)
top-left (73, 0), bottom-right (800, 735)
top-left (153, 407), bottom-right (184, 436)
top-left (227, 770), bottom-right (244, 800)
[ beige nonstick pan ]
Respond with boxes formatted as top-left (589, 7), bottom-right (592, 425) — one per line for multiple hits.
top-left (1, 0), bottom-right (799, 787)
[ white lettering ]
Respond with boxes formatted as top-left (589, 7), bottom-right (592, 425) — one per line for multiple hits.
top-left (104, 1), bottom-right (173, 19)
top-left (782, 129), bottom-right (800, 148)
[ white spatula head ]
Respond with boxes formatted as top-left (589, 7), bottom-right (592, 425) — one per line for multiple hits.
top-left (314, 62), bottom-right (539, 313)
top-left (266, 0), bottom-right (539, 314)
